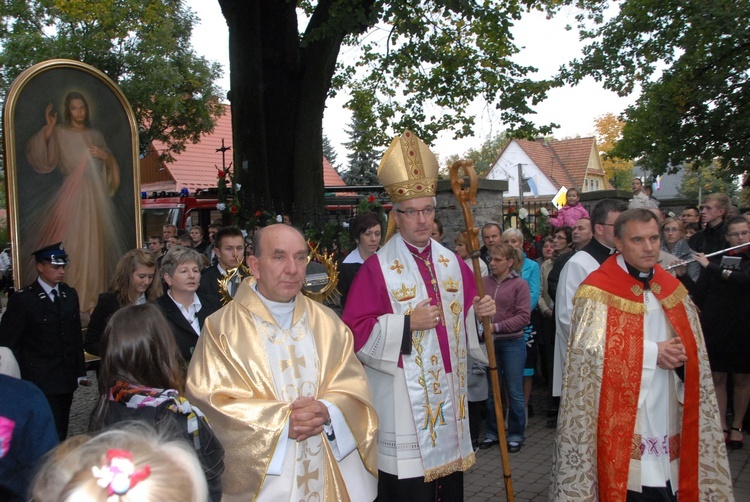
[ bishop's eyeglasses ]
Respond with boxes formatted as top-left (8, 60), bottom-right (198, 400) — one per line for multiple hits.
top-left (395, 207), bottom-right (436, 219)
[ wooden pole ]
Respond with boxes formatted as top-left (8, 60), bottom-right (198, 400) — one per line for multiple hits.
top-left (450, 160), bottom-right (514, 501)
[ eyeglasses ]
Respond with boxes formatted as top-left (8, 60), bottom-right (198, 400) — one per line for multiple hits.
top-left (600, 223), bottom-right (615, 227)
top-left (553, 235), bottom-right (568, 240)
top-left (727, 231), bottom-right (750, 238)
top-left (395, 207), bottom-right (435, 219)
top-left (663, 227), bottom-right (682, 233)
top-left (700, 205), bottom-right (718, 211)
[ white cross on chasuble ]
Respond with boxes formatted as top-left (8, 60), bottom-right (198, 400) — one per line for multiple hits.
top-left (255, 311), bottom-right (325, 500)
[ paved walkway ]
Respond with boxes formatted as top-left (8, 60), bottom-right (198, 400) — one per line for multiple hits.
top-left (69, 373), bottom-right (750, 500)
top-left (466, 388), bottom-right (750, 500)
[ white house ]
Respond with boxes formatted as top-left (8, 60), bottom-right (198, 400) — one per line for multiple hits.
top-left (486, 137), bottom-right (612, 198)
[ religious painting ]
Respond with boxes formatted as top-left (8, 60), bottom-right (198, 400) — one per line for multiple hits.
top-left (3, 59), bottom-right (141, 312)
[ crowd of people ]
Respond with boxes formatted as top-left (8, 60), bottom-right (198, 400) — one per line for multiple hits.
top-left (0, 128), bottom-right (748, 501)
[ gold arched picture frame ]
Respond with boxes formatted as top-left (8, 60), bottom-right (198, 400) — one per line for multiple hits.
top-left (3, 59), bottom-right (141, 312)
top-left (217, 241), bottom-right (339, 305)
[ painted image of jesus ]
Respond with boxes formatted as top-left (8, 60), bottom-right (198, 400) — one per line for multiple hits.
top-left (24, 91), bottom-right (128, 312)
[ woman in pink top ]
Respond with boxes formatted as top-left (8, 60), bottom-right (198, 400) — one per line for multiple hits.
top-left (549, 188), bottom-right (589, 228)
top-left (478, 243), bottom-right (530, 453)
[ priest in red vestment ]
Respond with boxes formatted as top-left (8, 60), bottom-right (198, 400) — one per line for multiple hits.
top-left (550, 208), bottom-right (733, 501)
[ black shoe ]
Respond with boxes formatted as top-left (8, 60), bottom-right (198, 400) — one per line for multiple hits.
top-left (527, 404), bottom-right (534, 418)
top-left (546, 408), bottom-right (558, 418)
top-left (545, 418), bottom-right (557, 429)
top-left (478, 438), bottom-right (499, 450)
top-left (507, 441), bottom-right (522, 453)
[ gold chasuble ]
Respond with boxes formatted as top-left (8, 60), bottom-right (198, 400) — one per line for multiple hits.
top-left (186, 280), bottom-right (378, 501)
top-left (550, 256), bottom-right (733, 501)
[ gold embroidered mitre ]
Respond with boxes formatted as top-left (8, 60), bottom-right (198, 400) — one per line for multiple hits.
top-left (378, 130), bottom-right (438, 202)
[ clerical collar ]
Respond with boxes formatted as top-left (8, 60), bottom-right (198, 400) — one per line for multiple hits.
top-left (253, 283), bottom-right (296, 329)
top-left (582, 237), bottom-right (616, 265)
top-left (403, 240), bottom-right (429, 255)
top-left (624, 260), bottom-right (654, 290)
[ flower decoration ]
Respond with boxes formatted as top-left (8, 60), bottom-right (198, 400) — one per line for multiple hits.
top-left (368, 195), bottom-right (376, 203)
top-left (518, 208), bottom-right (529, 220)
top-left (508, 206), bottom-right (515, 213)
top-left (92, 449), bottom-right (151, 496)
top-left (255, 210), bottom-right (262, 217)
top-left (539, 207), bottom-right (549, 216)
top-left (276, 215), bottom-right (282, 223)
top-left (216, 165), bottom-right (242, 224)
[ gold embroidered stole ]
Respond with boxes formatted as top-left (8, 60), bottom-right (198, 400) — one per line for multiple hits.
top-left (256, 309), bottom-right (327, 500)
top-left (378, 235), bottom-right (474, 480)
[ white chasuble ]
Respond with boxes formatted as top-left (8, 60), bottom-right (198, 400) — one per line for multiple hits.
top-left (378, 234), bottom-right (473, 481)
top-left (256, 310), bottom-right (325, 501)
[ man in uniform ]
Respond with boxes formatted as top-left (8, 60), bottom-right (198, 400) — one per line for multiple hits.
top-left (187, 224), bottom-right (377, 501)
top-left (197, 225), bottom-right (250, 302)
top-left (0, 243), bottom-right (85, 440)
top-left (550, 209), bottom-right (733, 500)
top-left (343, 130), bottom-right (496, 501)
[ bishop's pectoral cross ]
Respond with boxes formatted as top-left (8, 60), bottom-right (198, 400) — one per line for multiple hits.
top-left (280, 345), bottom-right (306, 379)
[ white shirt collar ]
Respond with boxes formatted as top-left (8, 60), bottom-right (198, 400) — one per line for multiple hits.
top-left (37, 278), bottom-right (59, 298)
top-left (167, 290), bottom-right (202, 334)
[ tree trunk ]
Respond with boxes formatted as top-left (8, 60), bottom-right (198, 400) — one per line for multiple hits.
top-left (219, 0), bottom-right (373, 226)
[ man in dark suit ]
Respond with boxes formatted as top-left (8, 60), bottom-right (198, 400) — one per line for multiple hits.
top-left (203, 222), bottom-right (223, 265)
top-left (156, 246), bottom-right (222, 362)
top-left (0, 243), bottom-right (85, 440)
top-left (198, 226), bottom-right (250, 302)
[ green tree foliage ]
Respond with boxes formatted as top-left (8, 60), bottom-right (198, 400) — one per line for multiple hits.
top-left (218, 0), bottom-right (565, 224)
top-left (322, 134), bottom-right (341, 173)
top-left (593, 113), bottom-right (633, 190)
top-left (443, 132), bottom-right (511, 179)
top-left (739, 185), bottom-right (750, 211)
top-left (0, 0), bottom-right (224, 160)
top-left (342, 110), bottom-right (381, 186)
top-left (561, 0), bottom-right (750, 176)
top-left (678, 163), bottom-right (738, 203)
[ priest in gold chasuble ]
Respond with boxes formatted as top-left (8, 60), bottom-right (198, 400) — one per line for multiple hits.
top-left (343, 131), bottom-right (496, 501)
top-left (186, 225), bottom-right (378, 501)
top-left (550, 209), bottom-right (733, 502)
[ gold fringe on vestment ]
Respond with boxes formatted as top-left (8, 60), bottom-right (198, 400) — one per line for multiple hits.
top-left (422, 452), bottom-right (476, 482)
top-left (574, 284), bottom-right (646, 315)
top-left (658, 283), bottom-right (688, 310)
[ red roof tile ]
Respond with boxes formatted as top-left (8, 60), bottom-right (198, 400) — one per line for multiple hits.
top-left (140, 106), bottom-right (345, 191)
top-left (511, 137), bottom-right (612, 191)
top-left (323, 156), bottom-right (345, 186)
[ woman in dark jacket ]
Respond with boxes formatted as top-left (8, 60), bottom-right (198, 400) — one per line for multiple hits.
top-left (89, 303), bottom-right (224, 501)
top-left (155, 246), bottom-right (221, 362)
top-left (85, 249), bottom-right (161, 356)
top-left (680, 216), bottom-right (750, 450)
